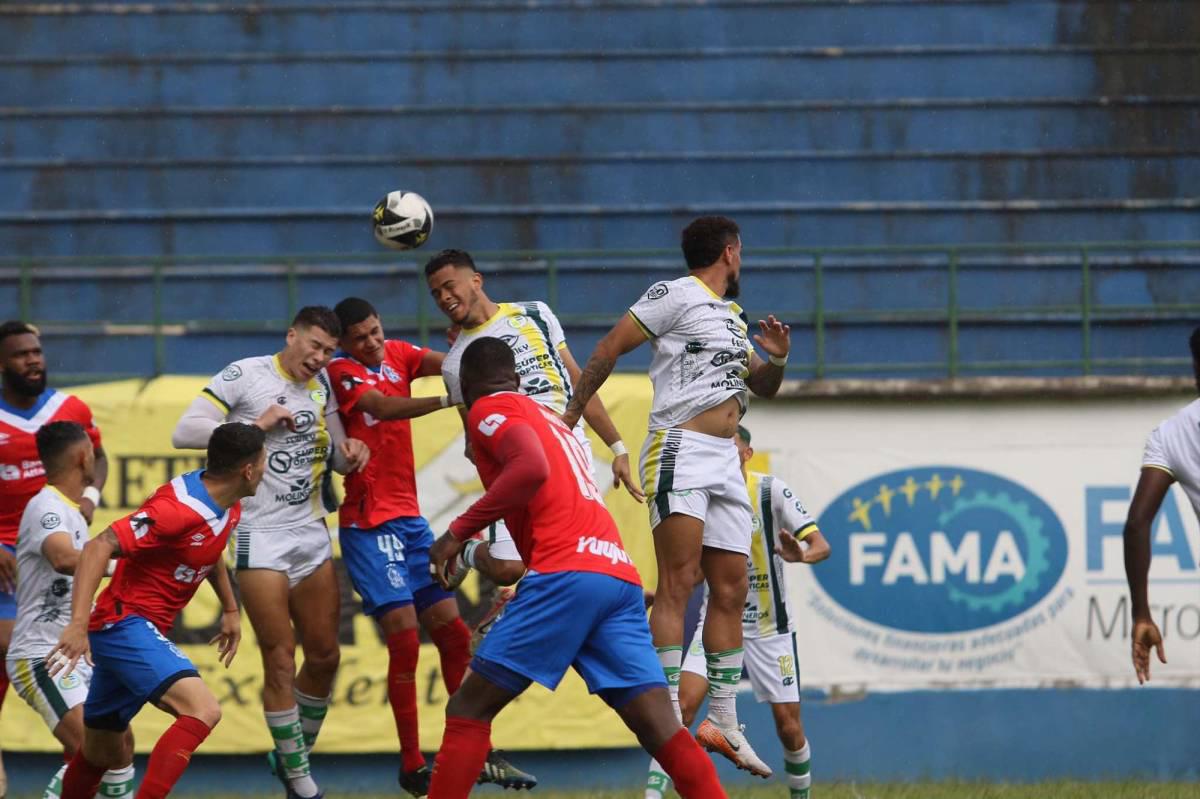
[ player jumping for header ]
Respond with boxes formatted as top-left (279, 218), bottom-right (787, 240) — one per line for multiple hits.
top-left (562, 216), bottom-right (792, 777)
top-left (427, 337), bottom-right (728, 798)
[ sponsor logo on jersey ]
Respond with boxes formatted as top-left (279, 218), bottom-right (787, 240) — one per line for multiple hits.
top-left (646, 283), bottom-right (670, 300)
top-left (130, 513), bottom-right (153, 539)
top-left (381, 363), bottom-right (401, 383)
top-left (58, 671), bottom-right (82, 691)
top-left (41, 512), bottom-right (62, 530)
top-left (190, 532), bottom-right (207, 546)
top-left (478, 413), bottom-right (507, 437)
top-left (309, 388), bottom-right (326, 405)
top-left (575, 536), bottom-right (633, 565)
top-left (275, 480), bottom-right (314, 506)
top-left (221, 364), bottom-right (243, 381)
top-left (815, 466), bottom-right (1068, 634)
top-left (0, 432), bottom-right (9, 445)
top-left (507, 315), bottom-right (528, 330)
top-left (292, 410), bottom-right (316, 434)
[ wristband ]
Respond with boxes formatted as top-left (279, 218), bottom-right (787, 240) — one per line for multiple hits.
top-left (768, 353), bottom-right (789, 368)
top-left (610, 440), bottom-right (628, 457)
top-left (462, 539), bottom-right (482, 569)
top-left (439, 395), bottom-right (451, 409)
top-left (222, 607), bottom-right (239, 614)
top-left (82, 486), bottom-right (101, 505)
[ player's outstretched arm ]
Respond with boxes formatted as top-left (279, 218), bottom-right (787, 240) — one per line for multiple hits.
top-left (172, 396), bottom-right (227, 449)
top-left (1124, 466), bottom-right (1173, 683)
top-left (355, 388), bottom-right (452, 421)
top-left (48, 528), bottom-right (121, 676)
top-left (206, 566), bottom-right (241, 668)
top-left (81, 445), bottom-right (109, 524)
top-left (559, 345), bottom-right (645, 503)
top-left (325, 408), bottom-right (370, 474)
top-left (746, 315), bottom-right (792, 398)
top-left (41, 532), bottom-right (84, 575)
top-left (562, 314), bottom-right (648, 430)
top-left (462, 540), bottom-right (526, 587)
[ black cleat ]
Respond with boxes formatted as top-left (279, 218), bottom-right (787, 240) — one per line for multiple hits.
top-left (399, 764), bottom-right (432, 798)
top-left (477, 749), bottom-right (538, 790)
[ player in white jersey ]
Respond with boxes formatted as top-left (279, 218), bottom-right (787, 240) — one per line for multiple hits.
top-left (7, 422), bottom-right (135, 799)
top-left (647, 426), bottom-right (830, 799)
top-left (1123, 327), bottom-right (1200, 684)
top-left (172, 307), bottom-right (369, 799)
top-left (563, 216), bottom-right (792, 777)
top-left (425, 248), bottom-right (644, 565)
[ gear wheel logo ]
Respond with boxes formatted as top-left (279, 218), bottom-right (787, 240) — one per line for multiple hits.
top-left (814, 466), bottom-right (1069, 634)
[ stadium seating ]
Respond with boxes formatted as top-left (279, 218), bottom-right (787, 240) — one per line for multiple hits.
top-left (0, 0), bottom-right (1196, 378)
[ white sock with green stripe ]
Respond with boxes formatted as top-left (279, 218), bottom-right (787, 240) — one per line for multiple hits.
top-left (99, 764), bottom-right (135, 798)
top-left (266, 706), bottom-right (321, 798)
top-left (294, 688), bottom-right (332, 753)
top-left (42, 763), bottom-right (67, 799)
top-left (785, 741), bottom-right (812, 798)
top-left (646, 646), bottom-right (683, 799)
top-left (704, 647), bottom-right (744, 729)
top-left (645, 757), bottom-right (671, 799)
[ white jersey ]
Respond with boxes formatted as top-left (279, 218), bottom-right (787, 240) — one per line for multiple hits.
top-left (628, 275), bottom-right (752, 431)
top-left (1142, 398), bottom-right (1200, 519)
top-left (9, 486), bottom-right (88, 660)
top-left (742, 471), bottom-right (818, 638)
top-left (443, 301), bottom-right (573, 415)
top-left (201, 355), bottom-right (337, 530)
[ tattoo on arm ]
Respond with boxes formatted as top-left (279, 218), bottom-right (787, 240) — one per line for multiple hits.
top-left (99, 528), bottom-right (123, 557)
top-left (565, 354), bottom-right (617, 422)
top-left (747, 358), bottom-right (785, 399)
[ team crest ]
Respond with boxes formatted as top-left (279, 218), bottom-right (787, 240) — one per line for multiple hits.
top-left (309, 388), bottom-right (326, 404)
top-left (130, 513), bottom-right (152, 539)
top-left (41, 512), bottom-right (62, 530)
top-left (646, 283), bottom-right (669, 300)
top-left (507, 315), bottom-right (527, 330)
top-left (221, 364), bottom-right (243, 382)
top-left (58, 671), bottom-right (81, 691)
top-left (386, 563), bottom-right (407, 589)
top-left (381, 364), bottom-right (401, 383)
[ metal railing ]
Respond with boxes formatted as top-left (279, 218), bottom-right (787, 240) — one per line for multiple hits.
top-left (2, 240), bottom-right (1198, 383)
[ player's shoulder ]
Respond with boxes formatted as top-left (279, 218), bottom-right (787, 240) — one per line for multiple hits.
top-left (517, 299), bottom-right (557, 319)
top-left (215, 355), bottom-right (270, 384)
top-left (468, 391), bottom-right (536, 428)
top-left (385, 338), bottom-right (425, 358)
top-left (20, 486), bottom-right (67, 527)
top-left (1152, 398), bottom-right (1200, 440)
top-left (54, 391), bottom-right (93, 417)
top-left (639, 275), bottom-right (694, 303)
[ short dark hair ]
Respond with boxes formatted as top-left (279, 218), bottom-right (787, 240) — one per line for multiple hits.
top-left (1191, 326), bottom-right (1200, 363)
top-left (460, 337), bottom-right (517, 387)
top-left (291, 306), bottom-right (341, 339)
top-left (424, 249), bottom-right (478, 279)
top-left (206, 422), bottom-right (266, 475)
top-left (333, 298), bottom-right (378, 333)
top-left (736, 425), bottom-right (751, 445)
top-left (36, 421), bottom-right (89, 474)
top-left (681, 216), bottom-right (740, 269)
top-left (0, 320), bottom-right (37, 347)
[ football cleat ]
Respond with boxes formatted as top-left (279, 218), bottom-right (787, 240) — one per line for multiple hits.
top-left (477, 749), bottom-right (538, 791)
top-left (470, 585), bottom-right (516, 654)
top-left (399, 764), bottom-right (432, 798)
top-left (266, 751), bottom-right (324, 799)
top-left (695, 719), bottom-right (773, 778)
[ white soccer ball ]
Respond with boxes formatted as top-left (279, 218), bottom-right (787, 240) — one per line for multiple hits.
top-left (372, 190), bottom-right (434, 250)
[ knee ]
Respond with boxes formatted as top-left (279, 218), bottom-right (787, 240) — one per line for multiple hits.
top-left (261, 645), bottom-right (298, 688)
top-left (191, 698), bottom-right (222, 729)
top-left (706, 574), bottom-right (748, 613)
top-left (654, 568), bottom-right (698, 606)
top-left (774, 715), bottom-right (804, 750)
top-left (302, 641), bottom-right (341, 678)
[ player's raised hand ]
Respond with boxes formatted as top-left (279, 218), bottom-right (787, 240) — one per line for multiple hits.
top-left (611, 453), bottom-right (646, 503)
top-left (775, 533), bottom-right (808, 564)
top-left (754, 315), bottom-right (791, 359)
top-left (340, 438), bottom-right (371, 473)
top-left (1131, 617), bottom-right (1166, 684)
top-left (0, 545), bottom-right (15, 593)
top-left (48, 620), bottom-right (91, 677)
top-left (254, 403), bottom-right (295, 432)
top-left (429, 532), bottom-right (466, 590)
top-left (211, 608), bottom-right (242, 668)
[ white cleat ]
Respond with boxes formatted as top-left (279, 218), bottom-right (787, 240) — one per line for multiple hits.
top-left (695, 718), bottom-right (773, 778)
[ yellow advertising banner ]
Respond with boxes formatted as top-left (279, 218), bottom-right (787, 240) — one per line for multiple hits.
top-left (2, 373), bottom-right (663, 754)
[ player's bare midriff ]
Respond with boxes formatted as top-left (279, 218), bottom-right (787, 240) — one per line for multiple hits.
top-left (679, 396), bottom-right (742, 440)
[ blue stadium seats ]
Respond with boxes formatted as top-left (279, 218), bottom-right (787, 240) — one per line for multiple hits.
top-left (0, 0), bottom-right (1196, 378)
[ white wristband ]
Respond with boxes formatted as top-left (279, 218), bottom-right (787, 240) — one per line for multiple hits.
top-left (768, 353), bottom-right (789, 368)
top-left (610, 440), bottom-right (628, 457)
top-left (82, 486), bottom-right (102, 505)
top-left (439, 395), bottom-right (451, 409)
top-left (462, 539), bottom-right (481, 568)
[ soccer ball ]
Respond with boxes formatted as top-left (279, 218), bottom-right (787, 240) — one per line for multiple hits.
top-left (372, 190), bottom-right (434, 250)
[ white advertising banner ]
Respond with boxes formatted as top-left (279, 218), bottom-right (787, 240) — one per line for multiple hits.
top-left (743, 396), bottom-right (1200, 691)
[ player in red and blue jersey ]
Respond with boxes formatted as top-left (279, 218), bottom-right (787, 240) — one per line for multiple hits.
top-left (329, 298), bottom-right (533, 795)
top-left (0, 320), bottom-right (108, 764)
top-left (427, 338), bottom-right (727, 799)
top-left (49, 423), bottom-right (266, 799)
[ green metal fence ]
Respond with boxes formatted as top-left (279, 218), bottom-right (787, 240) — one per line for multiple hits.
top-left (2, 240), bottom-right (1198, 382)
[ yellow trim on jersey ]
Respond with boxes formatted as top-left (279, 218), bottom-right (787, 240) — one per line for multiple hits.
top-left (462, 304), bottom-right (507, 335)
top-left (690, 275), bottom-right (722, 301)
top-left (794, 522), bottom-right (819, 540)
top-left (556, 341), bottom-right (569, 351)
top-left (200, 388), bottom-right (230, 414)
top-left (640, 429), bottom-right (669, 496)
top-left (306, 376), bottom-right (332, 517)
top-left (745, 471), bottom-right (775, 637)
top-left (627, 309), bottom-right (654, 339)
top-left (1143, 463), bottom-right (1176, 478)
top-left (46, 485), bottom-right (80, 510)
top-left (272, 354), bottom-right (303, 383)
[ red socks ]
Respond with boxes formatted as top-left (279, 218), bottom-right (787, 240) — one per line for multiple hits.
top-left (655, 727), bottom-right (728, 799)
top-left (387, 628), bottom-right (425, 773)
top-left (136, 715), bottom-right (211, 798)
top-left (429, 716), bottom-right (492, 799)
top-left (61, 750), bottom-right (107, 799)
top-left (429, 617), bottom-right (471, 693)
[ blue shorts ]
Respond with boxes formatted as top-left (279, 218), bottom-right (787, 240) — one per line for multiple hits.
top-left (0, 544), bottom-right (14, 621)
top-left (472, 572), bottom-right (665, 702)
top-left (340, 516), bottom-right (452, 618)
top-left (83, 616), bottom-right (199, 731)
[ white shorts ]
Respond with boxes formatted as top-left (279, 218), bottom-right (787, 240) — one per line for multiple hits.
top-left (481, 425), bottom-right (596, 563)
top-left (640, 428), bottom-right (752, 555)
top-left (232, 520), bottom-right (332, 588)
top-left (7, 655), bottom-right (92, 730)
top-left (682, 630), bottom-right (800, 705)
